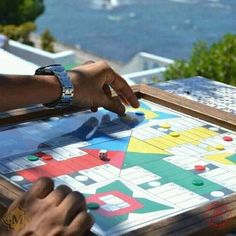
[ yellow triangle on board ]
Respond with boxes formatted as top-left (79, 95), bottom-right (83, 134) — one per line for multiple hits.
top-left (128, 137), bottom-right (169, 155)
top-left (205, 152), bottom-right (234, 165)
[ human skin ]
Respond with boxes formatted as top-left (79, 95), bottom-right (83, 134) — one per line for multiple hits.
top-left (0, 178), bottom-right (93, 236)
top-left (0, 61), bottom-right (139, 235)
top-left (0, 61), bottom-right (139, 115)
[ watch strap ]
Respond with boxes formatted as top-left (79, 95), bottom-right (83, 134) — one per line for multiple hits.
top-left (35, 64), bottom-right (74, 108)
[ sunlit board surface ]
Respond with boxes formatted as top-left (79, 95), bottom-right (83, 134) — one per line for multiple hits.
top-left (0, 99), bottom-right (236, 236)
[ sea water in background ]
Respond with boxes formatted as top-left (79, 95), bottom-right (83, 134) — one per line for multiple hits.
top-left (36, 0), bottom-right (236, 62)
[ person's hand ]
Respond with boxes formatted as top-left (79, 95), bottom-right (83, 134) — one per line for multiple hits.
top-left (1, 178), bottom-right (93, 236)
top-left (68, 61), bottom-right (139, 115)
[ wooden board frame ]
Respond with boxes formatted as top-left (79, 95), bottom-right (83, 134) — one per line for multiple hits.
top-left (0, 84), bottom-right (236, 235)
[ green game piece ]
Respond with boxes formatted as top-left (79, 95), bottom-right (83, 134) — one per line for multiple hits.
top-left (27, 155), bottom-right (39, 161)
top-left (192, 179), bottom-right (204, 186)
top-left (87, 202), bottom-right (100, 210)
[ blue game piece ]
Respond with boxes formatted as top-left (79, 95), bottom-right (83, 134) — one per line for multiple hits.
top-left (135, 111), bottom-right (145, 116)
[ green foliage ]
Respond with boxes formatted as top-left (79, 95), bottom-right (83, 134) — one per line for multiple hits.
top-left (0, 0), bottom-right (44, 25)
top-left (0, 22), bottom-right (36, 45)
top-left (164, 34), bottom-right (236, 86)
top-left (40, 29), bottom-right (55, 53)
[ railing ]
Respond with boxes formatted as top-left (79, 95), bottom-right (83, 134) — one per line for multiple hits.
top-left (123, 67), bottom-right (167, 85)
top-left (138, 52), bottom-right (174, 68)
top-left (122, 52), bottom-right (174, 85)
top-left (122, 52), bottom-right (174, 74)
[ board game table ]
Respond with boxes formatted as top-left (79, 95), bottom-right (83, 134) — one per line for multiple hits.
top-left (0, 85), bottom-right (236, 236)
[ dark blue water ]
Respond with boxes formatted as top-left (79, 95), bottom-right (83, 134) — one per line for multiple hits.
top-left (36, 0), bottom-right (236, 63)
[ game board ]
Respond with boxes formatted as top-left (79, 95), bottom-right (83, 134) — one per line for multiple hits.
top-left (155, 76), bottom-right (236, 114)
top-left (1, 96), bottom-right (236, 236)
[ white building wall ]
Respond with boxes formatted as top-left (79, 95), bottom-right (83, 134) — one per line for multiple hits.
top-left (6, 40), bottom-right (76, 66)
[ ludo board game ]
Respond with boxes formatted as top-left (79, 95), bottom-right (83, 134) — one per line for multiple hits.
top-left (0, 86), bottom-right (236, 235)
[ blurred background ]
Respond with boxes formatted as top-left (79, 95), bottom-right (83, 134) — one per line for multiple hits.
top-left (0, 0), bottom-right (235, 91)
top-left (36, 0), bottom-right (236, 63)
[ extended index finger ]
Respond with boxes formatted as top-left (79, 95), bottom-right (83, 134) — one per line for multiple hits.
top-left (106, 72), bottom-right (139, 108)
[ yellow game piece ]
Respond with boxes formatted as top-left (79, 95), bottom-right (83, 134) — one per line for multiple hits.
top-left (161, 123), bottom-right (171, 129)
top-left (215, 145), bottom-right (225, 151)
top-left (170, 132), bottom-right (180, 137)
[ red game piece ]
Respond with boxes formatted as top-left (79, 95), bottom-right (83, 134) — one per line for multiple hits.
top-left (223, 136), bottom-right (233, 142)
top-left (35, 152), bottom-right (45, 157)
top-left (41, 154), bottom-right (53, 161)
top-left (194, 165), bottom-right (206, 172)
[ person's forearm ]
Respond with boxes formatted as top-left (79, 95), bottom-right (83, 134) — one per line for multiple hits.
top-left (0, 74), bottom-right (61, 112)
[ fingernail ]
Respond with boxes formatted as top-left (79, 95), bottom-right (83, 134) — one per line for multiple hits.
top-left (133, 100), bottom-right (140, 108)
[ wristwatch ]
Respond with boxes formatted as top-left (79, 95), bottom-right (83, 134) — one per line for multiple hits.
top-left (35, 64), bottom-right (74, 108)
